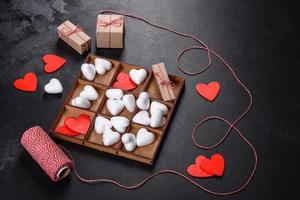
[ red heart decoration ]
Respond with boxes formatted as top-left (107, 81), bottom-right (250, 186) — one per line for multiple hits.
top-left (43, 54), bottom-right (66, 73)
top-left (55, 125), bottom-right (81, 136)
top-left (64, 114), bottom-right (91, 134)
top-left (200, 154), bottom-right (225, 177)
top-left (187, 156), bottom-right (213, 178)
top-left (196, 81), bottom-right (220, 102)
top-left (13, 72), bottom-right (37, 92)
top-left (112, 72), bottom-right (137, 91)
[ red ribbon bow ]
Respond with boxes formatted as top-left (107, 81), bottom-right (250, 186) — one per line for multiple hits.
top-left (97, 17), bottom-right (124, 29)
top-left (153, 72), bottom-right (177, 91)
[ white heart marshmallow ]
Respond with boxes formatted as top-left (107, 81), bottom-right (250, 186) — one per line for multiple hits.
top-left (132, 111), bottom-right (150, 126)
top-left (79, 85), bottom-right (98, 101)
top-left (121, 133), bottom-right (136, 152)
top-left (111, 116), bottom-right (129, 133)
top-left (81, 63), bottom-right (96, 81)
top-left (122, 94), bottom-right (136, 112)
top-left (129, 69), bottom-right (147, 85)
top-left (71, 96), bottom-right (91, 109)
top-left (106, 99), bottom-right (124, 116)
top-left (136, 92), bottom-right (150, 110)
top-left (44, 78), bottom-right (63, 94)
top-left (136, 128), bottom-right (155, 147)
top-left (94, 116), bottom-right (112, 134)
top-left (94, 58), bottom-right (112, 75)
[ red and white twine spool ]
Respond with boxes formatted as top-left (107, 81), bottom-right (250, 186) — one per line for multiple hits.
top-left (21, 126), bottom-right (73, 182)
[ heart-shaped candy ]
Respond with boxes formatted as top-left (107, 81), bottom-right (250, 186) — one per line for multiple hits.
top-left (187, 156), bottom-right (213, 178)
top-left (55, 125), bottom-right (81, 136)
top-left (150, 101), bottom-right (168, 115)
top-left (200, 154), bottom-right (225, 177)
top-left (111, 116), bottom-right (129, 133)
top-left (106, 99), bottom-right (124, 115)
top-left (14, 72), bottom-right (37, 92)
top-left (136, 128), bottom-right (155, 147)
top-left (80, 85), bottom-right (98, 101)
top-left (81, 63), bottom-right (96, 81)
top-left (106, 88), bottom-right (124, 99)
top-left (129, 69), bottom-right (147, 85)
top-left (136, 92), bottom-right (150, 110)
top-left (103, 128), bottom-right (121, 146)
top-left (94, 116), bottom-right (112, 134)
top-left (43, 54), bottom-right (66, 73)
top-left (132, 111), bottom-right (150, 126)
top-left (121, 133), bottom-right (136, 152)
top-left (44, 78), bottom-right (63, 94)
top-left (122, 94), bottom-right (136, 112)
top-left (196, 82), bottom-right (220, 102)
top-left (150, 111), bottom-right (166, 128)
top-left (112, 72), bottom-right (137, 91)
top-left (94, 58), bottom-right (112, 75)
top-left (64, 114), bottom-right (91, 134)
top-left (71, 96), bottom-right (91, 109)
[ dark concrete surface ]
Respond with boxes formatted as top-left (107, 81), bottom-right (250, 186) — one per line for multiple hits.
top-left (0, 0), bottom-right (299, 199)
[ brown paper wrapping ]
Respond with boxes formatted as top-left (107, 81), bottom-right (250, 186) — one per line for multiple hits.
top-left (57, 20), bottom-right (91, 55)
top-left (96, 15), bottom-right (124, 48)
top-left (152, 63), bottom-right (176, 101)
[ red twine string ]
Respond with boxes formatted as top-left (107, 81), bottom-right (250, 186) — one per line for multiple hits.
top-left (54, 10), bottom-right (257, 196)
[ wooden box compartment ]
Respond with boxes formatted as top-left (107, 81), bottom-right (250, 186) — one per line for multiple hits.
top-left (87, 114), bottom-right (123, 154)
top-left (53, 105), bottom-right (95, 145)
top-left (119, 124), bottom-right (162, 161)
top-left (132, 98), bottom-right (174, 132)
top-left (66, 79), bottom-right (106, 112)
top-left (51, 54), bottom-right (185, 165)
top-left (80, 54), bottom-right (121, 86)
top-left (110, 62), bottom-right (152, 94)
top-left (98, 93), bottom-right (136, 118)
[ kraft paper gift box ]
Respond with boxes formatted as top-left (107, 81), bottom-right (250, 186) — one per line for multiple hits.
top-left (57, 20), bottom-right (91, 55)
top-left (152, 62), bottom-right (177, 101)
top-left (96, 14), bottom-right (124, 48)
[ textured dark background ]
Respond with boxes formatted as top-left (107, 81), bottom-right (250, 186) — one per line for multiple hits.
top-left (0, 0), bottom-right (299, 199)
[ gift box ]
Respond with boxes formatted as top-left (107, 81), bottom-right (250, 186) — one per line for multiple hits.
top-left (57, 20), bottom-right (91, 55)
top-left (152, 62), bottom-right (177, 101)
top-left (96, 15), bottom-right (124, 48)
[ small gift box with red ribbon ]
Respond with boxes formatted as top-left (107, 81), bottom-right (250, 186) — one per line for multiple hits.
top-left (152, 62), bottom-right (177, 101)
top-left (96, 14), bottom-right (124, 48)
top-left (57, 20), bottom-right (91, 55)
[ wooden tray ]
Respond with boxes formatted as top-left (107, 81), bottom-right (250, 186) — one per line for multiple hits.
top-left (51, 54), bottom-right (185, 165)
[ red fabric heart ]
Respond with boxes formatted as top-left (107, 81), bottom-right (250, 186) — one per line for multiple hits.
top-left (200, 154), bottom-right (225, 177)
top-left (196, 81), bottom-right (220, 101)
top-left (64, 114), bottom-right (91, 134)
top-left (43, 54), bottom-right (66, 73)
top-left (55, 125), bottom-right (81, 136)
top-left (13, 72), bottom-right (37, 92)
top-left (112, 72), bottom-right (137, 91)
top-left (187, 156), bottom-right (213, 178)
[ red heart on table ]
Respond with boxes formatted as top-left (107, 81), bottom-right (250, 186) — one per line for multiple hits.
top-left (112, 72), bottom-right (137, 91)
top-left (200, 154), bottom-right (225, 177)
top-left (187, 156), bottom-right (213, 178)
top-left (64, 114), bottom-right (91, 134)
top-left (43, 54), bottom-right (66, 73)
top-left (13, 72), bottom-right (37, 92)
top-left (196, 81), bottom-right (220, 102)
top-left (55, 125), bottom-right (81, 136)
